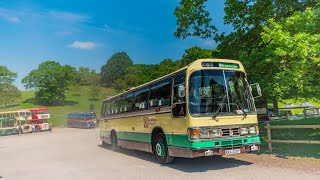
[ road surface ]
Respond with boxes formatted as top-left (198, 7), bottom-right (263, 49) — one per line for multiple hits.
top-left (0, 128), bottom-right (319, 180)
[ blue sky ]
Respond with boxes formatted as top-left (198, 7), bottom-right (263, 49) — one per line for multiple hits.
top-left (0, 0), bottom-right (232, 90)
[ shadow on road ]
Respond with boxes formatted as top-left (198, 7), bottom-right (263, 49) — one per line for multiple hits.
top-left (98, 144), bottom-right (253, 173)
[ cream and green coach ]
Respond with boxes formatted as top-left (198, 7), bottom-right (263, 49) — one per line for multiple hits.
top-left (100, 59), bottom-right (262, 164)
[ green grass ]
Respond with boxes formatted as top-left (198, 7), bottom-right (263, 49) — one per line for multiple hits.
top-left (269, 99), bottom-right (320, 115)
top-left (0, 86), bottom-right (117, 127)
top-left (259, 117), bottom-right (320, 158)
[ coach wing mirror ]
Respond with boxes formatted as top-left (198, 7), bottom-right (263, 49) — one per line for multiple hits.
top-left (250, 83), bottom-right (262, 98)
top-left (178, 84), bottom-right (186, 98)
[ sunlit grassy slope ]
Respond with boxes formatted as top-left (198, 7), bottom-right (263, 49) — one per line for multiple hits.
top-left (1, 86), bottom-right (117, 127)
top-left (269, 100), bottom-right (320, 114)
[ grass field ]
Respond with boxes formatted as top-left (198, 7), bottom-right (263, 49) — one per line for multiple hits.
top-left (270, 100), bottom-right (320, 115)
top-left (0, 86), bottom-right (117, 127)
top-left (259, 117), bottom-right (320, 158)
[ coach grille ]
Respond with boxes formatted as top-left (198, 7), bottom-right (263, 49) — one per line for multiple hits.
top-left (221, 128), bottom-right (240, 137)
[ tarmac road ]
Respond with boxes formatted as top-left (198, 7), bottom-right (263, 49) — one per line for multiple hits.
top-left (0, 128), bottom-right (319, 180)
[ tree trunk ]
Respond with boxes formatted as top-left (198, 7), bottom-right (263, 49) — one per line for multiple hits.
top-left (272, 98), bottom-right (279, 114)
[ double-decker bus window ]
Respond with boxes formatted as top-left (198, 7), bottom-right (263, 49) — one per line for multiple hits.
top-left (133, 87), bottom-right (149, 111)
top-left (149, 79), bottom-right (172, 108)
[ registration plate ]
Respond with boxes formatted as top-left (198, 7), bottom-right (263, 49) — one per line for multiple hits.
top-left (225, 149), bottom-right (241, 155)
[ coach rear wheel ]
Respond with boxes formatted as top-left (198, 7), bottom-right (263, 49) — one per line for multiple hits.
top-left (111, 131), bottom-right (119, 151)
top-left (153, 133), bottom-right (174, 164)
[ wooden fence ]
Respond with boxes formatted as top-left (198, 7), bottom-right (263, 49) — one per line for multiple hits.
top-left (264, 123), bottom-right (320, 153)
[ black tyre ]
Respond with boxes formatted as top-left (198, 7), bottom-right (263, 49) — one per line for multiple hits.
top-left (153, 133), bottom-right (174, 164)
top-left (110, 131), bottom-right (119, 151)
top-left (101, 140), bottom-right (109, 147)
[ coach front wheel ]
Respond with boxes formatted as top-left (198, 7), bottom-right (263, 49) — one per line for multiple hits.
top-left (153, 133), bottom-right (174, 164)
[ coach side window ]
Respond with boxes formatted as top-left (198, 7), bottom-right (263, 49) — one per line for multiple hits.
top-left (172, 72), bottom-right (186, 117)
top-left (101, 101), bottom-right (109, 117)
top-left (149, 79), bottom-right (172, 108)
top-left (110, 98), bottom-right (120, 115)
top-left (133, 87), bottom-right (149, 111)
top-left (121, 93), bottom-right (133, 113)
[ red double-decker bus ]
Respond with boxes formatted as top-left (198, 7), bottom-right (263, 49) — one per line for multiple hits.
top-left (29, 108), bottom-right (51, 131)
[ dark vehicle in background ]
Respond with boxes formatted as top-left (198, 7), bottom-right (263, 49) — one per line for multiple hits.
top-left (67, 112), bottom-right (97, 129)
top-left (256, 101), bottom-right (269, 122)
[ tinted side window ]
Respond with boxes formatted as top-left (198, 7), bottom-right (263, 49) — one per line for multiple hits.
top-left (149, 79), bottom-right (172, 108)
top-left (120, 93), bottom-right (133, 113)
top-left (133, 87), bottom-right (149, 111)
top-left (173, 73), bottom-right (186, 103)
top-left (172, 72), bottom-right (186, 117)
top-left (110, 98), bottom-right (120, 115)
top-left (101, 101), bottom-right (109, 117)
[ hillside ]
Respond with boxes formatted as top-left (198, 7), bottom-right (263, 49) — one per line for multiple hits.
top-left (0, 86), bottom-right (118, 127)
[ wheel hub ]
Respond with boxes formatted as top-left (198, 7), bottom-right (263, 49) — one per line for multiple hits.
top-left (156, 142), bottom-right (165, 158)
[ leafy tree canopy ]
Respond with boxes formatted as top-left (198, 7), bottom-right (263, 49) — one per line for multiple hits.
top-left (180, 46), bottom-right (213, 67)
top-left (0, 66), bottom-right (20, 107)
top-left (174, 0), bottom-right (319, 110)
top-left (113, 64), bottom-right (158, 91)
top-left (260, 7), bottom-right (320, 99)
top-left (0, 83), bottom-right (21, 107)
top-left (101, 52), bottom-right (133, 87)
top-left (22, 61), bottom-right (78, 105)
top-left (78, 66), bottom-right (100, 86)
top-left (0, 66), bottom-right (17, 84)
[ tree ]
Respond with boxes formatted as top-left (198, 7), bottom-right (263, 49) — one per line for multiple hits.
top-left (260, 7), bottom-right (320, 100)
top-left (155, 58), bottom-right (179, 77)
top-left (0, 66), bottom-right (17, 84)
top-left (0, 66), bottom-right (20, 108)
top-left (78, 67), bottom-right (100, 86)
top-left (89, 85), bottom-right (100, 101)
top-left (0, 83), bottom-right (21, 107)
top-left (180, 46), bottom-right (213, 67)
top-left (174, 0), bottom-right (216, 39)
top-left (101, 52), bottom-right (133, 87)
top-left (174, 0), bottom-right (319, 112)
top-left (22, 61), bottom-right (78, 105)
top-left (113, 64), bottom-right (158, 91)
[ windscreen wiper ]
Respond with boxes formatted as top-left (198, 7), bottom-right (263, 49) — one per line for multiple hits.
top-left (212, 95), bottom-right (227, 120)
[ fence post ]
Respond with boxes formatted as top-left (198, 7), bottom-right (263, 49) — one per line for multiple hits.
top-left (266, 123), bottom-right (272, 153)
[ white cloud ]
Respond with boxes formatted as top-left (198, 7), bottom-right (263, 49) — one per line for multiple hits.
top-left (6, 16), bottom-right (21, 23)
top-left (0, 8), bottom-right (21, 23)
top-left (68, 41), bottom-right (101, 50)
top-left (49, 11), bottom-right (89, 23)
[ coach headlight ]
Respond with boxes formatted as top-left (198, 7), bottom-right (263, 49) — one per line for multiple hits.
top-left (249, 126), bottom-right (256, 134)
top-left (241, 125), bottom-right (259, 135)
top-left (240, 127), bottom-right (249, 135)
top-left (210, 129), bottom-right (221, 137)
top-left (199, 129), bottom-right (210, 138)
